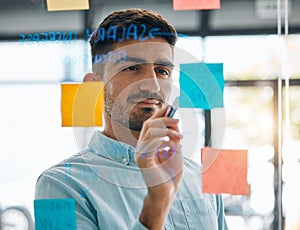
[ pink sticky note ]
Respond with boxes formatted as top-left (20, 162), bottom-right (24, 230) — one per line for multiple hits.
top-left (201, 147), bottom-right (249, 195)
top-left (173, 0), bottom-right (221, 11)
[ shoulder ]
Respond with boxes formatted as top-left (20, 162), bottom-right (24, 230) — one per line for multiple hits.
top-left (36, 150), bottom-right (87, 182)
top-left (41, 152), bottom-right (83, 171)
top-left (35, 150), bottom-right (92, 199)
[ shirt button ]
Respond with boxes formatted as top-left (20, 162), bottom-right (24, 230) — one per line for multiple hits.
top-left (122, 157), bottom-right (128, 164)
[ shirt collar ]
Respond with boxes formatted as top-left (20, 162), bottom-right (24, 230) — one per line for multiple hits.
top-left (87, 130), bottom-right (136, 166)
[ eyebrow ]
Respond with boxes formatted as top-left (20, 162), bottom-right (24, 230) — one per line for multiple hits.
top-left (115, 55), bottom-right (174, 67)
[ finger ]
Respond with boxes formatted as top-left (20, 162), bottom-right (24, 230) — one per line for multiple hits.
top-left (156, 142), bottom-right (181, 160)
top-left (149, 127), bottom-right (168, 138)
top-left (165, 128), bottom-right (182, 141)
top-left (147, 117), bottom-right (180, 131)
top-left (155, 143), bottom-right (181, 168)
top-left (136, 137), bottom-right (165, 158)
top-left (136, 136), bottom-right (181, 164)
top-left (147, 127), bottom-right (181, 143)
top-left (137, 142), bottom-right (183, 187)
top-left (150, 104), bottom-right (169, 119)
top-left (148, 119), bottom-right (166, 128)
top-left (158, 117), bottom-right (180, 127)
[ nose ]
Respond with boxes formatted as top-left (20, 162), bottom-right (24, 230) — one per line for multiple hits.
top-left (138, 64), bottom-right (160, 92)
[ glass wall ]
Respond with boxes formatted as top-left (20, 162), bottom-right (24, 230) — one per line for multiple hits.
top-left (1, 33), bottom-right (300, 229)
top-left (205, 35), bottom-right (300, 229)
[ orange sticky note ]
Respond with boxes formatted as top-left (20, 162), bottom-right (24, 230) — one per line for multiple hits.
top-left (173, 0), bottom-right (220, 11)
top-left (61, 82), bottom-right (104, 127)
top-left (201, 147), bottom-right (249, 195)
top-left (46, 0), bottom-right (89, 11)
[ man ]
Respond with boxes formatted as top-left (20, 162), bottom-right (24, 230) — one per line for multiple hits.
top-left (35, 8), bottom-right (228, 229)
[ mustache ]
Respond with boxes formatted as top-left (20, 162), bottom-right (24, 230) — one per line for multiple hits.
top-left (127, 91), bottom-right (164, 103)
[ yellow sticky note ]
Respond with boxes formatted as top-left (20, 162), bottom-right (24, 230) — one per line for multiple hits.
top-left (61, 82), bottom-right (104, 127)
top-left (46, 0), bottom-right (89, 11)
top-left (201, 147), bottom-right (249, 195)
top-left (173, 0), bottom-right (220, 11)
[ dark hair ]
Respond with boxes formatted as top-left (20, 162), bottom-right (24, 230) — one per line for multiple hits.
top-left (89, 8), bottom-right (177, 68)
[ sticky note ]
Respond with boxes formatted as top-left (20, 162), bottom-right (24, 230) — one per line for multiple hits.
top-left (201, 147), bottom-right (249, 195)
top-left (173, 0), bottom-right (221, 11)
top-left (34, 198), bottom-right (76, 230)
top-left (61, 82), bottom-right (104, 127)
top-left (179, 63), bottom-right (224, 109)
top-left (46, 0), bottom-right (89, 11)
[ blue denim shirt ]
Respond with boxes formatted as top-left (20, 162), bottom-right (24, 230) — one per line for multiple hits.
top-left (35, 131), bottom-right (228, 230)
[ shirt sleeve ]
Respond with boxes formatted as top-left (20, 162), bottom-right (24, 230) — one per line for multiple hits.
top-left (35, 172), bottom-right (99, 230)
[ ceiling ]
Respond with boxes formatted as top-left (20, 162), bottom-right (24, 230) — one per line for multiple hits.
top-left (0, 0), bottom-right (300, 41)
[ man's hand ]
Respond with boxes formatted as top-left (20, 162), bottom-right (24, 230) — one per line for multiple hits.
top-left (135, 105), bottom-right (183, 229)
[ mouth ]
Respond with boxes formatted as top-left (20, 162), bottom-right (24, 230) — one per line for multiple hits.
top-left (130, 98), bottom-right (162, 107)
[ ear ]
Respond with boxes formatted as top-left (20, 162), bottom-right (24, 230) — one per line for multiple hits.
top-left (83, 73), bottom-right (101, 82)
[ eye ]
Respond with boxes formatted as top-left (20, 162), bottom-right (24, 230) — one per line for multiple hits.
top-left (156, 68), bottom-right (170, 77)
top-left (123, 65), bottom-right (139, 71)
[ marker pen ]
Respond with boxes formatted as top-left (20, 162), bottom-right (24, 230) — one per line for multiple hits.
top-left (165, 98), bottom-right (178, 118)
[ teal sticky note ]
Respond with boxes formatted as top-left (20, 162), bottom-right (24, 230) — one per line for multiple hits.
top-left (179, 63), bottom-right (224, 109)
top-left (34, 198), bottom-right (76, 230)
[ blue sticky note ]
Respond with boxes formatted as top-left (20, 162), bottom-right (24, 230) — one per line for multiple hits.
top-left (34, 198), bottom-right (77, 230)
top-left (179, 63), bottom-right (224, 109)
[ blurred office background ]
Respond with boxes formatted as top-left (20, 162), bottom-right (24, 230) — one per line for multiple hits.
top-left (0, 0), bottom-right (300, 229)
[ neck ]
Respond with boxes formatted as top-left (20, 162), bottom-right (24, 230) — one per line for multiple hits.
top-left (102, 112), bottom-right (140, 147)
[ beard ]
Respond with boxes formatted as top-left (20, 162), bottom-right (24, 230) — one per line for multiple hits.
top-left (104, 89), bottom-right (163, 131)
top-left (127, 107), bottom-right (154, 130)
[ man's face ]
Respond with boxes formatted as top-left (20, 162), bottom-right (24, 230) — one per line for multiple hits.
top-left (97, 38), bottom-right (174, 131)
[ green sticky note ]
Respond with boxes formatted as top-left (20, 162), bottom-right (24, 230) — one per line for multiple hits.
top-left (34, 198), bottom-right (76, 230)
top-left (179, 63), bottom-right (224, 109)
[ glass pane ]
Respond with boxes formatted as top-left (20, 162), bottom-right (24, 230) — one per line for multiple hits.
top-left (282, 86), bottom-right (300, 229)
top-left (204, 35), bottom-right (281, 81)
top-left (175, 36), bottom-right (205, 164)
top-left (222, 86), bottom-right (275, 229)
top-left (0, 84), bottom-right (78, 219)
top-left (0, 40), bottom-right (90, 82)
